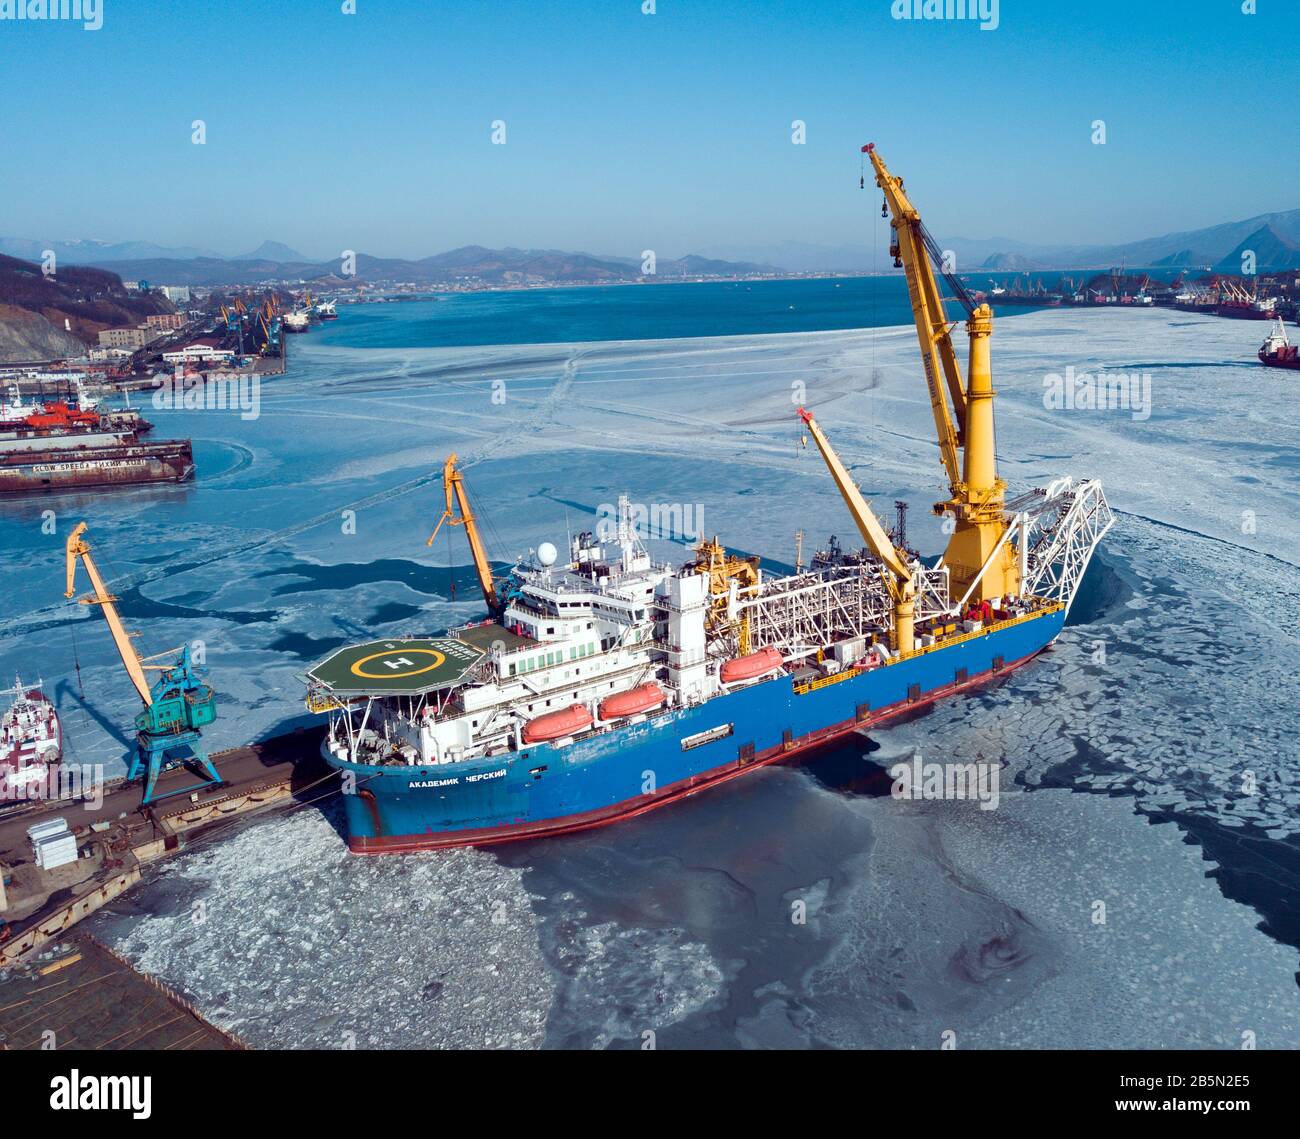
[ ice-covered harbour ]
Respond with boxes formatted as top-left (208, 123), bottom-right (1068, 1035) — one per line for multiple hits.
top-left (2, 304), bottom-right (1297, 1047)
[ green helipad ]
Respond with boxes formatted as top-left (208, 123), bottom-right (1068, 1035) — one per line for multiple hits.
top-left (307, 637), bottom-right (484, 695)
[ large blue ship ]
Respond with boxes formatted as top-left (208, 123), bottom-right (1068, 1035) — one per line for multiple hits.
top-left (301, 144), bottom-right (1115, 854)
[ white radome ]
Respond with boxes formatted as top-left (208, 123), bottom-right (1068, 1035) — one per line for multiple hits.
top-left (537, 542), bottom-right (558, 567)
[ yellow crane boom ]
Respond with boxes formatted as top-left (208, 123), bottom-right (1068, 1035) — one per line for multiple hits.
top-left (863, 142), bottom-right (1018, 605)
top-left (64, 522), bottom-right (152, 705)
top-left (427, 453), bottom-right (499, 612)
top-left (864, 143), bottom-right (966, 494)
top-left (798, 408), bottom-right (910, 582)
top-left (798, 408), bottom-right (916, 652)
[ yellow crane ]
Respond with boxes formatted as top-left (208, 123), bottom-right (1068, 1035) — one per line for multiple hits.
top-left (692, 536), bottom-right (761, 653)
top-left (427, 453), bottom-right (499, 613)
top-left (64, 522), bottom-right (151, 704)
top-left (862, 141), bottom-right (1018, 605)
top-left (65, 522), bottom-right (222, 803)
top-left (798, 144), bottom-right (1023, 650)
top-left (798, 407), bottom-right (917, 653)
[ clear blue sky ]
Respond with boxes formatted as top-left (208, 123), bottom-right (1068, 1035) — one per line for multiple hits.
top-left (1, 0), bottom-right (1293, 259)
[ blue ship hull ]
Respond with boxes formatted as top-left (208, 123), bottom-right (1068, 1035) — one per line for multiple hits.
top-left (333, 607), bottom-right (1066, 852)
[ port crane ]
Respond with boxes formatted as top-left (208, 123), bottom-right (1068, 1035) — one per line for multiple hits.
top-left (427, 453), bottom-right (501, 614)
top-left (64, 522), bottom-right (222, 805)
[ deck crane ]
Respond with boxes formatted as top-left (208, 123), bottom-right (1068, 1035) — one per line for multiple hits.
top-left (65, 522), bottom-right (222, 805)
top-left (864, 142), bottom-right (1018, 605)
top-left (800, 144), bottom-right (1022, 650)
top-left (798, 407), bottom-right (920, 653)
top-left (427, 453), bottom-right (501, 615)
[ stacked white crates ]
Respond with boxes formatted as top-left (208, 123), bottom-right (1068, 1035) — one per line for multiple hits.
top-left (28, 817), bottom-right (77, 871)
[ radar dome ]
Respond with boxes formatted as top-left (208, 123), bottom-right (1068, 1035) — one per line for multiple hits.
top-left (537, 541), bottom-right (558, 567)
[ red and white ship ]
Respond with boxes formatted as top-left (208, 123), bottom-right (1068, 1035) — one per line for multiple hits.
top-left (0, 680), bottom-right (62, 803)
top-left (1259, 318), bottom-right (1300, 371)
top-left (1216, 280), bottom-right (1277, 320)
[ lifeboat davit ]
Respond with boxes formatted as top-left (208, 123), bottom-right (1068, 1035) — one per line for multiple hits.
top-left (599, 683), bottom-right (666, 721)
top-left (522, 703), bottom-right (593, 744)
top-left (719, 646), bottom-right (783, 684)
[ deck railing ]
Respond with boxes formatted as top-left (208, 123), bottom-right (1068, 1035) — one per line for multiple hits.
top-left (792, 601), bottom-right (1064, 696)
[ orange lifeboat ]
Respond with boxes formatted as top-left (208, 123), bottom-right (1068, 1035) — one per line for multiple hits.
top-left (599, 683), bottom-right (666, 721)
top-left (719, 646), bottom-right (783, 684)
top-left (522, 703), bottom-right (593, 744)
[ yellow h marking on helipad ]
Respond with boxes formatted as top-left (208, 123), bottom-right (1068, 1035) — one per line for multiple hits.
top-left (350, 648), bottom-right (446, 679)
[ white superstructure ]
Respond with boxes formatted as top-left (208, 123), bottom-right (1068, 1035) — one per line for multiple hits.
top-left (310, 481), bottom-right (1113, 772)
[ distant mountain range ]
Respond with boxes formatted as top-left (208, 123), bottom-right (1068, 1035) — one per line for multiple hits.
top-left (4, 207), bottom-right (1299, 287)
top-left (1207, 224), bottom-right (1300, 274)
top-left (699, 208), bottom-right (1300, 275)
top-left (10, 244), bottom-right (780, 288)
top-left (0, 236), bottom-right (309, 265)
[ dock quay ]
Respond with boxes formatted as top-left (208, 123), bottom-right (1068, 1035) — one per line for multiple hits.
top-left (0, 727), bottom-right (332, 969)
top-left (0, 934), bottom-right (244, 1050)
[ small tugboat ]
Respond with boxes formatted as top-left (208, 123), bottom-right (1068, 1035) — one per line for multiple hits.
top-left (1259, 318), bottom-right (1300, 371)
top-left (0, 679), bottom-right (62, 803)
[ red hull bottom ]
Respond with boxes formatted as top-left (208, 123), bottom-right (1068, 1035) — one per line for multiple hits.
top-left (348, 641), bottom-right (1051, 854)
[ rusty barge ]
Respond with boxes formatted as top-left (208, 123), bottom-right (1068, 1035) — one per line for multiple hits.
top-left (0, 382), bottom-right (193, 495)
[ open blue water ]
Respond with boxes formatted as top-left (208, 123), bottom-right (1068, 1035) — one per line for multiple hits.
top-left (310, 275), bottom-right (1040, 349)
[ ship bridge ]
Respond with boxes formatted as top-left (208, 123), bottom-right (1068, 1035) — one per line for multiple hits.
top-left (306, 637), bottom-right (485, 698)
